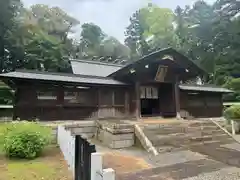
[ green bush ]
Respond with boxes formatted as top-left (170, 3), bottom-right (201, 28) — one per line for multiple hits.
top-left (3, 121), bottom-right (52, 159)
top-left (224, 105), bottom-right (240, 121)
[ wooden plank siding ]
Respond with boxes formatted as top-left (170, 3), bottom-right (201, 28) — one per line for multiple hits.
top-left (14, 85), bottom-right (135, 121)
top-left (179, 90), bottom-right (223, 119)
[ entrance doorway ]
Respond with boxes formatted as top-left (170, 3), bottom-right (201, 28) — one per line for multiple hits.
top-left (141, 98), bottom-right (160, 116)
top-left (140, 83), bottom-right (176, 118)
top-left (140, 86), bottom-right (160, 117)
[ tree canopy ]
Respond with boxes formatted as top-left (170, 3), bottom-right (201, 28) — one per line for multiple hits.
top-left (1, 0), bottom-right (240, 102)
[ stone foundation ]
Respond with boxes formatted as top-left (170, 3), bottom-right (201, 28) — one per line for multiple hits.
top-left (96, 121), bottom-right (135, 149)
top-left (46, 120), bottom-right (135, 149)
top-left (65, 121), bottom-right (96, 138)
top-left (46, 121), bottom-right (96, 143)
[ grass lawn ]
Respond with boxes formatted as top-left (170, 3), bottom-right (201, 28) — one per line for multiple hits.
top-left (0, 122), bottom-right (73, 180)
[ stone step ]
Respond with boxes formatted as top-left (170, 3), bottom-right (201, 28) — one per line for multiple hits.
top-left (143, 124), bottom-right (221, 133)
top-left (144, 128), bottom-right (224, 137)
top-left (151, 134), bottom-right (232, 147)
top-left (145, 129), bottom-right (227, 141)
top-left (143, 123), bottom-right (184, 131)
top-left (155, 146), bottom-right (185, 153)
top-left (187, 138), bottom-right (236, 148)
top-left (187, 121), bottom-right (219, 127)
top-left (155, 139), bottom-right (236, 153)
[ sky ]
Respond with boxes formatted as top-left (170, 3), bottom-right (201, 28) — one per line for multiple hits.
top-left (22, 0), bottom-right (214, 42)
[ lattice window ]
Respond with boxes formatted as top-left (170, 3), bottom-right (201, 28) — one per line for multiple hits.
top-left (140, 86), bottom-right (158, 99)
top-left (37, 90), bottom-right (57, 100)
top-left (64, 90), bottom-right (96, 105)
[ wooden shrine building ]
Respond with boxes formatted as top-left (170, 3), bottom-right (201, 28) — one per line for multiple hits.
top-left (0, 48), bottom-right (233, 121)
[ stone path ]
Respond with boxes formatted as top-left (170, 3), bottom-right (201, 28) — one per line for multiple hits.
top-left (116, 141), bottom-right (240, 180)
top-left (117, 120), bottom-right (240, 180)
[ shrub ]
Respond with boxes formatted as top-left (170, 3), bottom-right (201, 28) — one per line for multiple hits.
top-left (224, 105), bottom-right (240, 121)
top-left (3, 121), bottom-right (52, 159)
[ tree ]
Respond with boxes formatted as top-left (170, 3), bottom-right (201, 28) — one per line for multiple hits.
top-left (77, 23), bottom-right (130, 61)
top-left (78, 23), bottom-right (106, 57)
top-left (142, 4), bottom-right (177, 51)
top-left (125, 4), bottom-right (179, 58)
top-left (23, 27), bottom-right (70, 72)
top-left (99, 37), bottom-right (130, 60)
top-left (224, 78), bottom-right (240, 102)
top-left (124, 9), bottom-right (150, 58)
top-left (28, 4), bottom-right (80, 42)
top-left (0, 0), bottom-right (22, 73)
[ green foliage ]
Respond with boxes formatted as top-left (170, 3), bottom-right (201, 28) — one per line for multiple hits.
top-left (223, 78), bottom-right (240, 102)
top-left (76, 23), bottom-right (130, 61)
top-left (3, 121), bottom-right (52, 159)
top-left (224, 105), bottom-right (240, 120)
top-left (0, 2), bottom-right (79, 73)
top-left (124, 9), bottom-right (150, 58)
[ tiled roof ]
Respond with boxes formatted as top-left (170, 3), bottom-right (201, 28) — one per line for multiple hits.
top-left (0, 70), bottom-right (127, 86)
top-left (70, 59), bottom-right (123, 77)
top-left (179, 84), bottom-right (233, 93)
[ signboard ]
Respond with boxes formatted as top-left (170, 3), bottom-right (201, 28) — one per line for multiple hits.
top-left (162, 55), bottom-right (174, 61)
top-left (155, 65), bottom-right (168, 82)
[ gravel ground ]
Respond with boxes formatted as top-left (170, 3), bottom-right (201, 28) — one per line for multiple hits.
top-left (149, 150), bottom-right (206, 167)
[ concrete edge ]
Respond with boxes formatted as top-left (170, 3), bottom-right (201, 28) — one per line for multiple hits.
top-left (134, 124), bottom-right (159, 156)
top-left (210, 118), bottom-right (240, 144)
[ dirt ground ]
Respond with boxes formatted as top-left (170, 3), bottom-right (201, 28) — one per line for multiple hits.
top-left (0, 146), bottom-right (73, 180)
top-left (103, 152), bottom-right (151, 174)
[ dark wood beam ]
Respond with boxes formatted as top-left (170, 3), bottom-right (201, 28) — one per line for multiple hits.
top-left (174, 76), bottom-right (181, 119)
top-left (135, 81), bottom-right (141, 120)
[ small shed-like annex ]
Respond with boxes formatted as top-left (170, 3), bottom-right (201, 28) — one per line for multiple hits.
top-left (179, 84), bottom-right (233, 119)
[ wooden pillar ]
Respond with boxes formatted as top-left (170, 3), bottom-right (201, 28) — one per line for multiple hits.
top-left (135, 82), bottom-right (141, 120)
top-left (125, 91), bottom-right (129, 117)
top-left (112, 90), bottom-right (115, 117)
top-left (174, 77), bottom-right (181, 119)
top-left (56, 86), bottom-right (64, 120)
top-left (97, 88), bottom-right (101, 119)
top-left (57, 87), bottom-right (64, 104)
top-left (13, 88), bottom-right (18, 120)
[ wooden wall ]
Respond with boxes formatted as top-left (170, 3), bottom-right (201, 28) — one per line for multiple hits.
top-left (14, 85), bottom-right (135, 121)
top-left (179, 90), bottom-right (223, 119)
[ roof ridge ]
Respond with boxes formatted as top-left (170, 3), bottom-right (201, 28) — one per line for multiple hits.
top-left (14, 69), bottom-right (116, 80)
top-left (70, 59), bottom-right (125, 67)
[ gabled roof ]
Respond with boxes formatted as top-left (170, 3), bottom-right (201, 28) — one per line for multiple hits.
top-left (108, 48), bottom-right (206, 78)
top-left (70, 59), bottom-right (123, 77)
top-left (179, 84), bottom-right (233, 93)
top-left (69, 48), bottom-right (206, 80)
top-left (0, 70), bottom-right (127, 86)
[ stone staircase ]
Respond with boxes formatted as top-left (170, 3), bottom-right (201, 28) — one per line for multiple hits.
top-left (141, 120), bottom-right (235, 154)
top-left (119, 120), bottom-right (240, 180)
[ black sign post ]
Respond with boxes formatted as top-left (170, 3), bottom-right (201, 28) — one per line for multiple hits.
top-left (75, 135), bottom-right (96, 180)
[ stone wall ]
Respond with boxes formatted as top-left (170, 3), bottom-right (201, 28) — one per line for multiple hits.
top-left (96, 121), bottom-right (134, 149)
top-left (46, 120), bottom-right (135, 149)
top-left (65, 121), bottom-right (96, 138)
top-left (46, 121), bottom-right (96, 143)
